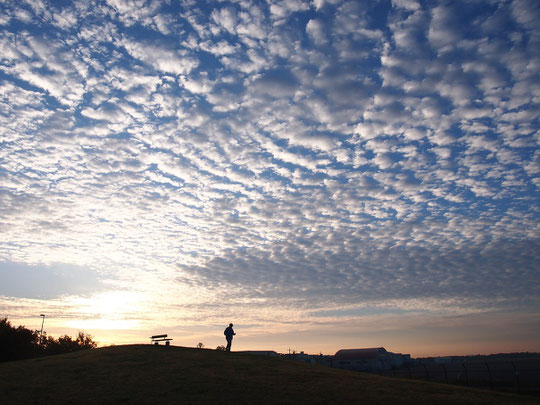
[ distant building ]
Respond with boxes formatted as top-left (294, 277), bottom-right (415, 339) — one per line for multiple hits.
top-left (284, 351), bottom-right (333, 366)
top-left (433, 356), bottom-right (453, 364)
top-left (236, 350), bottom-right (279, 357)
top-left (390, 352), bottom-right (411, 368)
top-left (242, 347), bottom-right (411, 372)
top-left (332, 348), bottom-right (411, 371)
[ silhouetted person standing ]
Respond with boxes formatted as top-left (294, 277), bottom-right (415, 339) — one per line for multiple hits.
top-left (224, 323), bottom-right (235, 352)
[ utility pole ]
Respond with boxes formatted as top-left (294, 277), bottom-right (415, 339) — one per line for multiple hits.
top-left (39, 314), bottom-right (45, 346)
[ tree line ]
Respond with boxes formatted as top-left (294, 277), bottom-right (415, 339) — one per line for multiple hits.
top-left (0, 318), bottom-right (97, 362)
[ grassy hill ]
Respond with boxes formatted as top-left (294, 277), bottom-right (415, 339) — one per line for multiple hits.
top-left (0, 345), bottom-right (537, 404)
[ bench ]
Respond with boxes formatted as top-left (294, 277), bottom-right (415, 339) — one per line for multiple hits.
top-left (150, 334), bottom-right (173, 346)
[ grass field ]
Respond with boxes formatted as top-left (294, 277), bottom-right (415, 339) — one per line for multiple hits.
top-left (0, 345), bottom-right (538, 404)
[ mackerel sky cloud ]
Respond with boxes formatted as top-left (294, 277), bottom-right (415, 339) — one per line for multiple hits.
top-left (0, 0), bottom-right (539, 355)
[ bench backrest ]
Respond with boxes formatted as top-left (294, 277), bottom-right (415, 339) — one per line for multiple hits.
top-left (151, 334), bottom-right (167, 339)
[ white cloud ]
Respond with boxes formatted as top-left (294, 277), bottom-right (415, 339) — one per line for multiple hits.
top-left (306, 19), bottom-right (326, 45)
top-left (121, 38), bottom-right (199, 75)
top-left (249, 70), bottom-right (298, 98)
top-left (211, 7), bottom-right (237, 34)
top-left (106, 0), bottom-right (160, 28)
top-left (392, 0), bottom-right (420, 11)
top-left (271, 0), bottom-right (310, 17)
top-left (428, 4), bottom-right (461, 51)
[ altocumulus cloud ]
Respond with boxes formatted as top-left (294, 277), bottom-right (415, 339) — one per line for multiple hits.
top-left (0, 0), bottom-right (539, 349)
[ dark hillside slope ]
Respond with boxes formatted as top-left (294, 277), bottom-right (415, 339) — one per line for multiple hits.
top-left (0, 345), bottom-right (537, 404)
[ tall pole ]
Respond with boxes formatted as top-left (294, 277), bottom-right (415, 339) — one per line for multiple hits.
top-left (39, 314), bottom-right (45, 346)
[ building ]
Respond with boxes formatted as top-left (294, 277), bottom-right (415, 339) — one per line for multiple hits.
top-left (332, 347), bottom-right (411, 371)
top-left (236, 350), bottom-right (279, 357)
top-left (242, 347), bottom-right (411, 372)
top-left (284, 351), bottom-right (333, 367)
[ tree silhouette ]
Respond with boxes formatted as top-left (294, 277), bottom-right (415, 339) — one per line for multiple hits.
top-left (43, 331), bottom-right (97, 355)
top-left (0, 318), bottom-right (40, 361)
top-left (0, 318), bottom-right (97, 362)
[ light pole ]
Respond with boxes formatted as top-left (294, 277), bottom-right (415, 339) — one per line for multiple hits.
top-left (39, 314), bottom-right (45, 346)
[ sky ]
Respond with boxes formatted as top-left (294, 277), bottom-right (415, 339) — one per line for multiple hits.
top-left (0, 0), bottom-right (539, 358)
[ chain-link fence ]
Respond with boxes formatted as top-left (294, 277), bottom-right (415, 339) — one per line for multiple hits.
top-left (377, 359), bottom-right (540, 395)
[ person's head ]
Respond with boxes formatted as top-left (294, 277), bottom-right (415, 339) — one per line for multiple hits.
top-left (229, 323), bottom-right (233, 327)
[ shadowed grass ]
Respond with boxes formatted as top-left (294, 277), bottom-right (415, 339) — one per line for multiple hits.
top-left (0, 345), bottom-right (538, 404)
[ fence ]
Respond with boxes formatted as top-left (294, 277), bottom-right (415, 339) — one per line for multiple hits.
top-left (377, 359), bottom-right (540, 394)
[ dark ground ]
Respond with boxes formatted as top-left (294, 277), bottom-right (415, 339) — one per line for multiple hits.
top-left (1, 345), bottom-right (538, 404)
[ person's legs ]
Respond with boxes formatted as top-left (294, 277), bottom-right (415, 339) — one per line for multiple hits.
top-left (226, 338), bottom-right (232, 351)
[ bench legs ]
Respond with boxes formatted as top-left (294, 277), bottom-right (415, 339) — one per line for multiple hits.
top-left (152, 340), bottom-right (172, 346)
